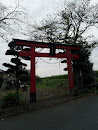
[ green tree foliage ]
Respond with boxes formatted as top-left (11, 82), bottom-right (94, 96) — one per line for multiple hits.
top-left (19, 68), bottom-right (30, 85)
top-left (94, 71), bottom-right (98, 78)
top-left (72, 47), bottom-right (95, 88)
top-left (36, 76), bottom-right (42, 83)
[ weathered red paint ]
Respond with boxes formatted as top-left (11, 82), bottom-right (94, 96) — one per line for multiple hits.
top-left (30, 47), bottom-right (36, 93)
top-left (13, 39), bottom-right (82, 102)
top-left (19, 52), bottom-right (79, 59)
top-left (35, 52), bottom-right (79, 59)
top-left (66, 49), bottom-right (74, 90)
top-left (30, 47), bottom-right (36, 102)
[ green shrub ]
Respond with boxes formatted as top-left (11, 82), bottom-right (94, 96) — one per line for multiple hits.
top-left (1, 92), bottom-right (21, 108)
top-left (94, 71), bottom-right (98, 77)
top-left (36, 76), bottom-right (42, 82)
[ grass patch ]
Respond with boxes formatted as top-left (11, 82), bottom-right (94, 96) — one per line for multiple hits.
top-left (43, 74), bottom-right (68, 80)
top-left (36, 78), bottom-right (68, 89)
top-left (36, 74), bottom-right (69, 89)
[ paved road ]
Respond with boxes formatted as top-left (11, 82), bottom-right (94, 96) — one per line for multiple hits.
top-left (0, 95), bottom-right (98, 130)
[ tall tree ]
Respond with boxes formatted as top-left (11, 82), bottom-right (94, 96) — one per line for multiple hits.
top-left (3, 42), bottom-right (29, 92)
top-left (27, 0), bottom-right (98, 46)
top-left (27, 0), bottom-right (98, 89)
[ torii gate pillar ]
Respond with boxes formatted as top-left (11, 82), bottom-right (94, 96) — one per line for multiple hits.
top-left (30, 47), bottom-right (36, 102)
top-left (66, 49), bottom-right (74, 91)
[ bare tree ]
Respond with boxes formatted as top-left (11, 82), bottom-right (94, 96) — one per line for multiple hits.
top-left (27, 0), bottom-right (98, 90)
top-left (0, 1), bottom-right (28, 42)
top-left (27, 0), bottom-right (98, 48)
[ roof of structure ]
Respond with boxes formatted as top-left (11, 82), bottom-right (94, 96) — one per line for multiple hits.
top-left (9, 39), bottom-right (82, 48)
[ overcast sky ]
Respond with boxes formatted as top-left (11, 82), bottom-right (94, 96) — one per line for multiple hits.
top-left (0, 0), bottom-right (98, 77)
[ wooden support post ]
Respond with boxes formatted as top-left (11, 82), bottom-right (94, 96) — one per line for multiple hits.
top-left (30, 47), bottom-right (36, 102)
top-left (66, 49), bottom-right (74, 92)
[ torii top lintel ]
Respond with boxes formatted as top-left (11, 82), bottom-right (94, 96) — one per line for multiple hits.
top-left (9, 39), bottom-right (82, 50)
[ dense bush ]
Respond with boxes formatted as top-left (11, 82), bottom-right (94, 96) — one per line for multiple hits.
top-left (94, 71), bottom-right (98, 78)
top-left (1, 92), bottom-right (21, 108)
top-left (72, 48), bottom-right (95, 89)
top-left (36, 76), bottom-right (42, 82)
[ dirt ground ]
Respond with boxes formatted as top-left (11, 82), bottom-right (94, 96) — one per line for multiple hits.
top-left (0, 88), bottom-right (72, 120)
top-left (22, 88), bottom-right (69, 101)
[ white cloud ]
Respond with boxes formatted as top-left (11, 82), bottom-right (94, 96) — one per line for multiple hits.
top-left (36, 58), bottom-right (67, 77)
top-left (20, 0), bottom-right (65, 21)
top-left (90, 0), bottom-right (98, 5)
top-left (22, 58), bottom-right (67, 77)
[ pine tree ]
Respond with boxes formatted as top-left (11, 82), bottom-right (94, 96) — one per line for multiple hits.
top-left (3, 42), bottom-right (29, 92)
top-left (70, 44), bottom-right (95, 90)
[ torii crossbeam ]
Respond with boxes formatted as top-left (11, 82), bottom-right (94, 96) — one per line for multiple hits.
top-left (9, 39), bottom-right (82, 102)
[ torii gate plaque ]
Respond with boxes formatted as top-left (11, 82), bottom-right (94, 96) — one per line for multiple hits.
top-left (10, 39), bottom-right (82, 102)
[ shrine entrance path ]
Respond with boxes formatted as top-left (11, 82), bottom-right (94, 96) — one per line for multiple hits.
top-left (0, 95), bottom-right (98, 130)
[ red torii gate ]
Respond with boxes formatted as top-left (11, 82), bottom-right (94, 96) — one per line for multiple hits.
top-left (10, 39), bottom-right (82, 102)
